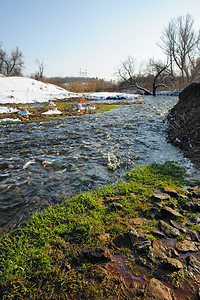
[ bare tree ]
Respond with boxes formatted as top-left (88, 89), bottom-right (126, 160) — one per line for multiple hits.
top-left (117, 56), bottom-right (170, 96)
top-left (0, 43), bottom-right (6, 74)
top-left (117, 56), bottom-right (152, 94)
top-left (117, 56), bottom-right (136, 85)
top-left (34, 58), bottom-right (46, 81)
top-left (0, 44), bottom-right (24, 76)
top-left (147, 59), bottom-right (171, 96)
top-left (190, 57), bottom-right (200, 81)
top-left (159, 14), bottom-right (200, 81)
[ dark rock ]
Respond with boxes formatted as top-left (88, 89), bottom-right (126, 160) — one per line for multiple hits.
top-left (195, 287), bottom-right (200, 300)
top-left (183, 202), bottom-right (200, 213)
top-left (185, 230), bottom-right (199, 242)
top-left (166, 82), bottom-right (200, 166)
top-left (168, 248), bottom-right (180, 258)
top-left (113, 228), bottom-right (138, 249)
top-left (144, 278), bottom-right (174, 300)
top-left (175, 240), bottom-right (199, 253)
top-left (159, 220), bottom-right (180, 237)
top-left (169, 220), bottom-right (185, 231)
top-left (135, 241), bottom-right (151, 253)
top-left (148, 240), bottom-right (168, 263)
top-left (163, 187), bottom-right (179, 197)
top-left (136, 240), bottom-right (168, 268)
top-left (161, 206), bottom-right (183, 220)
top-left (82, 247), bottom-right (112, 263)
top-left (161, 257), bottom-right (183, 271)
top-left (185, 255), bottom-right (200, 275)
top-left (148, 207), bottom-right (161, 219)
top-left (110, 202), bottom-right (123, 210)
top-left (186, 215), bottom-right (200, 226)
top-left (151, 230), bottom-right (165, 239)
top-left (166, 202), bottom-right (177, 209)
top-left (189, 190), bottom-right (200, 199)
top-left (152, 193), bottom-right (171, 201)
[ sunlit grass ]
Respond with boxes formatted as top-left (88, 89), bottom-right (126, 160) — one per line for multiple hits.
top-left (0, 162), bottom-right (188, 299)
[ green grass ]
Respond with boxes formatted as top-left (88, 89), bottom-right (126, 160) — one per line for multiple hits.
top-left (0, 103), bottom-right (120, 124)
top-left (0, 162), bottom-right (188, 299)
top-left (96, 103), bottom-right (120, 113)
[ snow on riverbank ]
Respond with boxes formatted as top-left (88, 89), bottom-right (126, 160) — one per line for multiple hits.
top-left (84, 92), bottom-right (140, 100)
top-left (0, 75), bottom-right (141, 105)
top-left (0, 75), bottom-right (78, 104)
top-left (0, 107), bottom-right (19, 113)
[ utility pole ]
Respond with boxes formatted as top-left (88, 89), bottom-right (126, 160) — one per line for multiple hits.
top-left (79, 68), bottom-right (88, 77)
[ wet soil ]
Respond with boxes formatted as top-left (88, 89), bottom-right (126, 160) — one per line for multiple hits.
top-left (166, 83), bottom-right (200, 167)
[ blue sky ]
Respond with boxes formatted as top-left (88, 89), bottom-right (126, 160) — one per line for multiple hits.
top-left (1, 0), bottom-right (200, 79)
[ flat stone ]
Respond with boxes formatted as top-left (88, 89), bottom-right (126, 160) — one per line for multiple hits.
top-left (151, 230), bottom-right (165, 239)
top-left (126, 228), bottom-right (139, 244)
top-left (159, 220), bottom-right (180, 237)
top-left (144, 278), bottom-right (173, 300)
top-left (186, 215), bottom-right (200, 226)
top-left (161, 257), bottom-right (183, 271)
top-left (169, 220), bottom-right (185, 230)
top-left (185, 230), bottom-right (199, 242)
top-left (135, 241), bottom-right (151, 253)
top-left (185, 255), bottom-right (200, 275)
top-left (82, 247), bottom-right (112, 263)
top-left (163, 187), bottom-right (179, 197)
top-left (161, 206), bottom-right (183, 220)
top-left (168, 248), bottom-right (180, 258)
top-left (148, 240), bottom-right (168, 263)
top-left (113, 227), bottom-right (138, 249)
top-left (152, 193), bottom-right (171, 201)
top-left (175, 240), bottom-right (199, 253)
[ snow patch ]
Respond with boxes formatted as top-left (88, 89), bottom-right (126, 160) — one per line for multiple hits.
top-left (0, 76), bottom-right (78, 104)
top-left (0, 118), bottom-right (20, 123)
top-left (18, 109), bottom-right (31, 115)
top-left (42, 108), bottom-right (62, 115)
top-left (0, 107), bottom-right (19, 113)
top-left (84, 92), bottom-right (140, 101)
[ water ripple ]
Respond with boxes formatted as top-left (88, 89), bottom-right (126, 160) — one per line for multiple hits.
top-left (0, 96), bottom-right (194, 228)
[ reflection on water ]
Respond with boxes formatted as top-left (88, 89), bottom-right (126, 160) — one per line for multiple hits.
top-left (0, 96), bottom-right (194, 228)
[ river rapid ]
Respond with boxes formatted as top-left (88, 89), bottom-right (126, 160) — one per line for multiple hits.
top-left (0, 96), bottom-right (195, 229)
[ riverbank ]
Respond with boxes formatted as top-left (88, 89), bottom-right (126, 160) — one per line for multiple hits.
top-left (1, 162), bottom-right (200, 299)
top-left (167, 83), bottom-right (200, 167)
top-left (0, 95), bottom-right (193, 232)
top-left (0, 101), bottom-right (145, 124)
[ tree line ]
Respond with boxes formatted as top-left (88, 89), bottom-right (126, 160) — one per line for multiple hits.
top-left (117, 14), bottom-right (200, 95)
top-left (1, 14), bottom-right (200, 95)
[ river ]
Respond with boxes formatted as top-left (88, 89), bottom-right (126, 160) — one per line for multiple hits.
top-left (0, 96), bottom-right (195, 229)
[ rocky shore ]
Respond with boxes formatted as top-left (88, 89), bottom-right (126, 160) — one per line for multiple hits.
top-left (80, 186), bottom-right (200, 299)
top-left (1, 163), bottom-right (200, 299)
top-left (166, 82), bottom-right (200, 166)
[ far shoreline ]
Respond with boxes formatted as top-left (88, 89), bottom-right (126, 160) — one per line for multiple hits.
top-left (0, 100), bottom-right (146, 124)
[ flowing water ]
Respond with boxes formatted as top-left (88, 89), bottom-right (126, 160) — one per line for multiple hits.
top-left (0, 96), bottom-right (195, 229)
